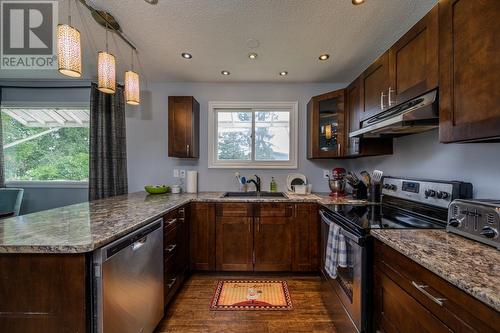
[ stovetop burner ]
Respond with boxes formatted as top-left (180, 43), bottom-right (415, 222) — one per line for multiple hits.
top-left (321, 176), bottom-right (473, 234)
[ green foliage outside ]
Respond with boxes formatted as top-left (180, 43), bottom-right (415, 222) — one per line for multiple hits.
top-left (217, 112), bottom-right (276, 161)
top-left (1, 112), bottom-right (89, 181)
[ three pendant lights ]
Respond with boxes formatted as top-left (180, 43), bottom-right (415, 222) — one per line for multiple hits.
top-left (56, 0), bottom-right (140, 105)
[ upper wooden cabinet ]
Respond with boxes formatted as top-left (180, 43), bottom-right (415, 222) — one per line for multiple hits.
top-left (345, 78), bottom-right (393, 158)
top-left (360, 51), bottom-right (391, 120)
top-left (168, 96), bottom-right (200, 158)
top-left (388, 5), bottom-right (438, 104)
top-left (307, 89), bottom-right (346, 158)
top-left (439, 0), bottom-right (500, 143)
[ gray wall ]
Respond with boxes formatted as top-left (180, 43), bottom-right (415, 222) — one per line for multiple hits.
top-left (126, 82), bottom-right (500, 198)
top-left (345, 130), bottom-right (500, 198)
top-left (126, 82), bottom-right (349, 194)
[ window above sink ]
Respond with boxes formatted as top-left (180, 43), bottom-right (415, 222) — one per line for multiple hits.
top-left (208, 101), bottom-right (298, 169)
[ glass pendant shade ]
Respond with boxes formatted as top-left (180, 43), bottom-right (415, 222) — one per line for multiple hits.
top-left (125, 70), bottom-right (140, 105)
top-left (98, 51), bottom-right (116, 94)
top-left (56, 24), bottom-right (82, 77)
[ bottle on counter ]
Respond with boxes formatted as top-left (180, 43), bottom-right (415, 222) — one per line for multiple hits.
top-left (270, 177), bottom-right (277, 192)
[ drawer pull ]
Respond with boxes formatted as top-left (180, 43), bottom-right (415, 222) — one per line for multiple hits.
top-left (411, 281), bottom-right (446, 306)
top-left (167, 277), bottom-right (177, 289)
top-left (165, 244), bottom-right (177, 252)
top-left (166, 218), bottom-right (177, 226)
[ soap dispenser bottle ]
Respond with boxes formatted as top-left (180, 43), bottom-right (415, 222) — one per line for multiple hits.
top-left (270, 177), bottom-right (277, 192)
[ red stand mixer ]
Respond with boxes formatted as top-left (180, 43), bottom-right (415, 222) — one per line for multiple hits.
top-left (328, 167), bottom-right (347, 197)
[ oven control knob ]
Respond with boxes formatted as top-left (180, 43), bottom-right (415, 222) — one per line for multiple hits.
top-left (448, 218), bottom-right (461, 228)
top-left (425, 189), bottom-right (436, 198)
top-left (437, 191), bottom-right (449, 199)
top-left (389, 184), bottom-right (397, 191)
top-left (383, 184), bottom-right (390, 189)
top-left (480, 226), bottom-right (498, 239)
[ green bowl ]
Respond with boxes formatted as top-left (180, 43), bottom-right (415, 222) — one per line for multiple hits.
top-left (144, 185), bottom-right (171, 194)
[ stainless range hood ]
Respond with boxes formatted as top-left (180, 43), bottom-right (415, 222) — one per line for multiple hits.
top-left (349, 90), bottom-right (438, 138)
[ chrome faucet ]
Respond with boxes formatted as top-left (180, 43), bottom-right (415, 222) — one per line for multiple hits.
top-left (247, 174), bottom-right (261, 192)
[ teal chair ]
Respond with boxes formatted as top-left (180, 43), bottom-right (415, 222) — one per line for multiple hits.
top-left (0, 188), bottom-right (24, 219)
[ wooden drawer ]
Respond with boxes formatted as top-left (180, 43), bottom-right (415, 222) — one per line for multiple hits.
top-left (256, 203), bottom-right (294, 217)
top-left (216, 203), bottom-right (253, 217)
top-left (374, 240), bottom-right (500, 333)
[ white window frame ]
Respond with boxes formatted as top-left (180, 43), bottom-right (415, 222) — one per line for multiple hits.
top-left (208, 101), bottom-right (298, 169)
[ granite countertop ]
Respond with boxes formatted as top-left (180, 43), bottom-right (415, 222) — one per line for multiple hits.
top-left (0, 191), bottom-right (343, 254)
top-left (371, 229), bottom-right (500, 312)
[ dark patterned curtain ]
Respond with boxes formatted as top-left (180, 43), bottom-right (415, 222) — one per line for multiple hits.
top-left (89, 83), bottom-right (128, 200)
top-left (0, 88), bottom-right (5, 188)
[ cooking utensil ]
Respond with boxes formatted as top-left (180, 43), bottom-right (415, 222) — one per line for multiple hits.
top-left (372, 170), bottom-right (384, 184)
top-left (360, 171), bottom-right (371, 186)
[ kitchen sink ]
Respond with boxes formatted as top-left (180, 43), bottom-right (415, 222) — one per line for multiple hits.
top-left (222, 191), bottom-right (286, 198)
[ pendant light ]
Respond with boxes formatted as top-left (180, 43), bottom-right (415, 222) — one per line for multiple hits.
top-left (56, 0), bottom-right (82, 77)
top-left (97, 16), bottom-right (116, 94)
top-left (125, 48), bottom-right (140, 105)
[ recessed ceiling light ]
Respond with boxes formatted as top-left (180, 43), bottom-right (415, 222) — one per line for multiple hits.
top-left (144, 0), bottom-right (158, 4)
top-left (248, 53), bottom-right (258, 60)
top-left (279, 71), bottom-right (288, 76)
top-left (352, 0), bottom-right (365, 5)
top-left (319, 54), bottom-right (330, 61)
top-left (221, 70), bottom-right (230, 75)
top-left (181, 52), bottom-right (192, 59)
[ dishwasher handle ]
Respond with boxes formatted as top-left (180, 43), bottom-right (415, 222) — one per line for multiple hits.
top-left (132, 236), bottom-right (147, 251)
top-left (103, 220), bottom-right (162, 261)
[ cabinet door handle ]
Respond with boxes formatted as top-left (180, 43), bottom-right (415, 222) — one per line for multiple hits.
top-left (388, 87), bottom-right (396, 107)
top-left (186, 144), bottom-right (190, 156)
top-left (337, 142), bottom-right (341, 156)
top-left (166, 218), bottom-right (177, 226)
top-left (255, 217), bottom-right (260, 232)
top-left (380, 91), bottom-right (387, 110)
top-left (165, 244), bottom-right (177, 253)
top-left (167, 277), bottom-right (177, 289)
top-left (411, 281), bottom-right (446, 306)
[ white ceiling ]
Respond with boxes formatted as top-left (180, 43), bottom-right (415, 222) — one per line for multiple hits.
top-left (0, 0), bottom-right (437, 84)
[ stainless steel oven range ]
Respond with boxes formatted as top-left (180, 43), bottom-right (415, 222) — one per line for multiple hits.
top-left (319, 176), bottom-right (473, 333)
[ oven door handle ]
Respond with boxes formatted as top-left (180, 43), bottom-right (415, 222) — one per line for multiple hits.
top-left (319, 210), bottom-right (361, 243)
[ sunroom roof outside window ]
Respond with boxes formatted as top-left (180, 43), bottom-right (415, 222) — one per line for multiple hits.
top-left (1, 107), bottom-right (90, 182)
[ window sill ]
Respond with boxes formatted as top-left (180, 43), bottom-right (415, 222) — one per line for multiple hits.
top-left (208, 161), bottom-right (298, 169)
top-left (5, 181), bottom-right (89, 189)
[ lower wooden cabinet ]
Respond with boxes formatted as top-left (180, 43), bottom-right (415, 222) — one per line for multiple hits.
top-left (163, 205), bottom-right (189, 306)
top-left (292, 203), bottom-right (319, 272)
top-left (216, 215), bottom-right (253, 271)
top-left (213, 202), bottom-right (318, 272)
top-left (254, 205), bottom-right (293, 271)
top-left (189, 202), bottom-right (216, 271)
top-left (373, 239), bottom-right (500, 333)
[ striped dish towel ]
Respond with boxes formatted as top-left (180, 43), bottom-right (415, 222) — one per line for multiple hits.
top-left (325, 222), bottom-right (348, 279)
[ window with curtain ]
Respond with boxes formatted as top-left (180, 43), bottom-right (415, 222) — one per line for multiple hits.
top-left (208, 101), bottom-right (298, 168)
top-left (0, 87), bottom-right (90, 183)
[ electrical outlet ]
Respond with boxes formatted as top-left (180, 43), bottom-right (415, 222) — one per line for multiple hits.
top-left (179, 169), bottom-right (186, 178)
top-left (173, 169), bottom-right (179, 178)
top-left (323, 169), bottom-right (331, 179)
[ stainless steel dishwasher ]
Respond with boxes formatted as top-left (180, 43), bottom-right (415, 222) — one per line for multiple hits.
top-left (93, 219), bottom-right (164, 333)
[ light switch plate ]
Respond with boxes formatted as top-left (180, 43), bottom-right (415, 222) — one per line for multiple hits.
top-left (173, 169), bottom-right (179, 178)
top-left (323, 169), bottom-right (331, 179)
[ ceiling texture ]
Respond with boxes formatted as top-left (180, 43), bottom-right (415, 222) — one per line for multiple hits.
top-left (0, 0), bottom-right (437, 83)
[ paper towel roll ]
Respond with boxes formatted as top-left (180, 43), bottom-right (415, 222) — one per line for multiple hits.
top-left (186, 171), bottom-right (198, 193)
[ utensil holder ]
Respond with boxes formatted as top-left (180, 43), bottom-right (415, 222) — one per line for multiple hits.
top-left (352, 182), bottom-right (368, 200)
top-left (368, 183), bottom-right (381, 203)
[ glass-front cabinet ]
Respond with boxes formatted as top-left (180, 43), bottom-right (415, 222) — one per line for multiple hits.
top-left (307, 89), bottom-right (346, 158)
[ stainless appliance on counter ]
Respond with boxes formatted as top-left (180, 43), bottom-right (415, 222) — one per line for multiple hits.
top-left (319, 176), bottom-right (472, 333)
top-left (447, 199), bottom-right (500, 249)
top-left (93, 219), bottom-right (164, 333)
top-left (349, 89), bottom-right (438, 138)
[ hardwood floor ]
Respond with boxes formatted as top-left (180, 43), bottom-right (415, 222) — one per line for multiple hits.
top-left (155, 273), bottom-right (337, 333)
